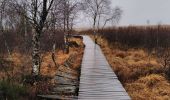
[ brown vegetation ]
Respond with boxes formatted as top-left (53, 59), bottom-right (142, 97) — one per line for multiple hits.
top-left (96, 36), bottom-right (170, 99)
top-left (86, 25), bottom-right (170, 99)
top-left (0, 36), bottom-right (84, 99)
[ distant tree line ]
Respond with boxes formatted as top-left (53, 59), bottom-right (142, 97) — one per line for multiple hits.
top-left (99, 25), bottom-right (170, 50)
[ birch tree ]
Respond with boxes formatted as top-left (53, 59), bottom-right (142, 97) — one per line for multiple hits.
top-left (12, 0), bottom-right (54, 76)
top-left (83, 0), bottom-right (111, 43)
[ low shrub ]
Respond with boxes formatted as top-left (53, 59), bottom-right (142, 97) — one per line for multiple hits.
top-left (0, 80), bottom-right (28, 100)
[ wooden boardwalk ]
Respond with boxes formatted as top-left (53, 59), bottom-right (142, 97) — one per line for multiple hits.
top-left (78, 36), bottom-right (131, 100)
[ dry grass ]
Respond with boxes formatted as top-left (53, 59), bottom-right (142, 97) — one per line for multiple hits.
top-left (92, 35), bottom-right (170, 99)
top-left (126, 74), bottom-right (170, 100)
top-left (40, 50), bottom-right (69, 77)
top-left (40, 37), bottom-right (84, 79)
top-left (0, 52), bottom-right (32, 81)
top-left (0, 36), bottom-right (84, 99)
top-left (0, 37), bottom-right (84, 78)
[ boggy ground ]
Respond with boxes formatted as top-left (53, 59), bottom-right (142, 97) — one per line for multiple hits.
top-left (92, 35), bottom-right (170, 100)
top-left (0, 36), bottom-right (84, 100)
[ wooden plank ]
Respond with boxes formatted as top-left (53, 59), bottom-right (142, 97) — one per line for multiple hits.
top-left (56, 71), bottom-right (77, 80)
top-left (55, 76), bottom-right (78, 84)
top-left (37, 95), bottom-right (78, 100)
top-left (53, 85), bottom-right (77, 93)
top-left (78, 96), bottom-right (130, 100)
top-left (58, 65), bottom-right (77, 74)
top-left (78, 36), bottom-right (131, 100)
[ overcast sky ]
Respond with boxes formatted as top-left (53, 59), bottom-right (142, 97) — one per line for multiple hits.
top-left (76, 0), bottom-right (170, 28)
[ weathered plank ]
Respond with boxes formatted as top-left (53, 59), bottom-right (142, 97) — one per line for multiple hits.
top-left (55, 75), bottom-right (78, 84)
top-left (53, 85), bottom-right (77, 94)
top-left (37, 95), bottom-right (78, 100)
top-left (78, 36), bottom-right (131, 100)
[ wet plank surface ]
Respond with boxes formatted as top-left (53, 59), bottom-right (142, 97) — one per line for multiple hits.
top-left (78, 36), bottom-right (131, 100)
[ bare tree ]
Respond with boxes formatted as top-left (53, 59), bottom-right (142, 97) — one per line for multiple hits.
top-left (56, 0), bottom-right (81, 53)
top-left (11, 0), bottom-right (54, 76)
top-left (46, 0), bottom-right (63, 30)
top-left (83, 0), bottom-right (111, 43)
top-left (0, 0), bottom-right (12, 57)
top-left (83, 0), bottom-right (122, 43)
top-left (102, 7), bottom-right (122, 30)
